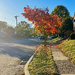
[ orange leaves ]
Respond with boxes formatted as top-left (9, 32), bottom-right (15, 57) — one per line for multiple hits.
top-left (24, 7), bottom-right (27, 12)
top-left (32, 21), bottom-right (34, 24)
top-left (22, 13), bottom-right (25, 16)
top-left (22, 5), bottom-right (62, 34)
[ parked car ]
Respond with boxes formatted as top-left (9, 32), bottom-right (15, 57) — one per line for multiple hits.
top-left (52, 36), bottom-right (58, 39)
top-left (40, 36), bottom-right (44, 40)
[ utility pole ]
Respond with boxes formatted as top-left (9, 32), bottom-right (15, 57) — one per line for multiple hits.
top-left (14, 16), bottom-right (19, 34)
top-left (14, 16), bottom-right (19, 27)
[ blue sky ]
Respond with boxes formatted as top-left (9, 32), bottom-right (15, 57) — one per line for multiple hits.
top-left (0, 0), bottom-right (75, 27)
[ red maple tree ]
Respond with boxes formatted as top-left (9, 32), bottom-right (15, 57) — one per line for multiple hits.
top-left (22, 5), bottom-right (62, 45)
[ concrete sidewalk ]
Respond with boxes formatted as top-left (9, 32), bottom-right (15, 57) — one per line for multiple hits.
top-left (51, 45), bottom-right (75, 75)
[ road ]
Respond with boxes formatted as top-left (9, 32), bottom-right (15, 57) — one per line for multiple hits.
top-left (0, 38), bottom-right (41, 75)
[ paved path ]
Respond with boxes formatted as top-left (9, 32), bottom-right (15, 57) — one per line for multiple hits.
top-left (50, 41), bottom-right (75, 75)
top-left (0, 38), bottom-right (41, 75)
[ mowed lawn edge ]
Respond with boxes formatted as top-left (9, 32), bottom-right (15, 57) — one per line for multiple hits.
top-left (56, 40), bottom-right (75, 64)
top-left (28, 44), bottom-right (59, 75)
top-left (52, 37), bottom-right (61, 43)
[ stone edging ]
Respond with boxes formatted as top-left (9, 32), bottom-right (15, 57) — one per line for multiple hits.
top-left (24, 52), bottom-right (36, 75)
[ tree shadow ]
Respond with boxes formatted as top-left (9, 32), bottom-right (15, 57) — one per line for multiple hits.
top-left (48, 39), bottom-right (63, 46)
top-left (0, 44), bottom-right (34, 60)
top-left (4, 38), bottom-right (41, 46)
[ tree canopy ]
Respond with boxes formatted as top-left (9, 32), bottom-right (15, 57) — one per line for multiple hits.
top-left (17, 21), bottom-right (30, 29)
top-left (22, 5), bottom-right (62, 45)
top-left (59, 17), bottom-right (73, 37)
top-left (16, 21), bottom-right (31, 38)
top-left (0, 21), bottom-right (8, 29)
top-left (51, 5), bottom-right (70, 21)
top-left (22, 5), bottom-right (62, 35)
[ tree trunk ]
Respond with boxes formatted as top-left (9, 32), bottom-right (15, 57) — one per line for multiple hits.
top-left (44, 34), bottom-right (47, 46)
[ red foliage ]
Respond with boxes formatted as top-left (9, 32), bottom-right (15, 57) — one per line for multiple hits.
top-left (22, 5), bottom-right (62, 34)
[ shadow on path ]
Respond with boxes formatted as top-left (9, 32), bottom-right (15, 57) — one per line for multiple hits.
top-left (49, 40), bottom-right (75, 74)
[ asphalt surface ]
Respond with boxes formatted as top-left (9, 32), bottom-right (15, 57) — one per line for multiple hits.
top-left (0, 38), bottom-right (41, 75)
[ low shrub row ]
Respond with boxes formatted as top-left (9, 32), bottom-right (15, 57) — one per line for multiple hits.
top-left (57, 40), bottom-right (75, 64)
top-left (28, 45), bottom-right (59, 75)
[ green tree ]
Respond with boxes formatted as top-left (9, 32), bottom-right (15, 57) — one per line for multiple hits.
top-left (18, 21), bottom-right (30, 29)
top-left (59, 17), bottom-right (73, 37)
top-left (0, 21), bottom-right (15, 38)
top-left (0, 21), bottom-right (8, 29)
top-left (51, 5), bottom-right (70, 21)
top-left (31, 27), bottom-right (39, 37)
top-left (6, 26), bottom-right (15, 37)
top-left (16, 21), bottom-right (31, 38)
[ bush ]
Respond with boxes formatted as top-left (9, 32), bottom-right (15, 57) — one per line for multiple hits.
top-left (69, 32), bottom-right (75, 39)
top-left (71, 59), bottom-right (75, 64)
top-left (64, 30), bottom-right (72, 38)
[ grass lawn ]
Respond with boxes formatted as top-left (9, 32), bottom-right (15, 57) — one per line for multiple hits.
top-left (57, 40), bottom-right (75, 64)
top-left (52, 37), bottom-right (61, 43)
top-left (28, 45), bottom-right (59, 75)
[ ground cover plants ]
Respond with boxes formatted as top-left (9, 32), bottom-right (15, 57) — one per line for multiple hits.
top-left (28, 45), bottom-right (59, 75)
top-left (57, 40), bottom-right (75, 64)
top-left (52, 37), bottom-right (61, 43)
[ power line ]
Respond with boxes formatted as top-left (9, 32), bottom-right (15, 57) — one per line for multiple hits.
top-left (0, 8), bottom-right (21, 22)
top-left (0, 7), bottom-right (24, 27)
top-left (0, 7), bottom-right (21, 17)
top-left (0, 15), bottom-right (15, 27)
top-left (0, 15), bottom-right (15, 21)
top-left (0, 7), bottom-right (15, 15)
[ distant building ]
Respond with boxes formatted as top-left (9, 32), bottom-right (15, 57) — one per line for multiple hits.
top-left (73, 13), bottom-right (75, 32)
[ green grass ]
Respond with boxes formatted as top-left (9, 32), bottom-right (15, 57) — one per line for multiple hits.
top-left (28, 45), bottom-right (59, 75)
top-left (57, 40), bottom-right (75, 64)
top-left (52, 37), bottom-right (61, 43)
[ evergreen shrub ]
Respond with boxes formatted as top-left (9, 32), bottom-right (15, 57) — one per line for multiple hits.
top-left (69, 32), bottom-right (75, 39)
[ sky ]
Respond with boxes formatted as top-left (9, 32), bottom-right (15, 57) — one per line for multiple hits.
top-left (0, 0), bottom-right (75, 27)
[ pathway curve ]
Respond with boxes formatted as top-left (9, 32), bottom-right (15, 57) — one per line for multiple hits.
top-left (49, 40), bottom-right (75, 75)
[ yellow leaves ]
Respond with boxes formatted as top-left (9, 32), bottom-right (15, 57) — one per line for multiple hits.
top-left (44, 25), bottom-right (47, 28)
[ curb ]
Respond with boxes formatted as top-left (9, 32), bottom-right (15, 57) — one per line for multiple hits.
top-left (24, 52), bottom-right (36, 75)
